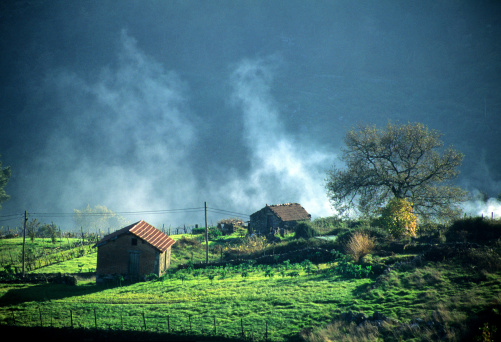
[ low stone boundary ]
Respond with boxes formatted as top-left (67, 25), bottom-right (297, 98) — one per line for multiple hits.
top-left (1, 272), bottom-right (95, 285)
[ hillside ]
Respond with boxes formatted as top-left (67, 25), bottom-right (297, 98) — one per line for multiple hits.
top-left (0, 217), bottom-right (500, 341)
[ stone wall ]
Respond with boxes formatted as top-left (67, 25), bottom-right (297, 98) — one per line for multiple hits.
top-left (249, 207), bottom-right (283, 235)
top-left (1, 272), bottom-right (95, 285)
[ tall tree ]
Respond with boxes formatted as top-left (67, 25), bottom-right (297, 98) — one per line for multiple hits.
top-left (73, 204), bottom-right (129, 233)
top-left (39, 222), bottom-right (59, 243)
top-left (0, 155), bottom-right (11, 211)
top-left (326, 122), bottom-right (468, 222)
top-left (27, 218), bottom-right (41, 242)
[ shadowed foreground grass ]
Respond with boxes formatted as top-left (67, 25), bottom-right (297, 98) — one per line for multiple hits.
top-left (1, 258), bottom-right (500, 341)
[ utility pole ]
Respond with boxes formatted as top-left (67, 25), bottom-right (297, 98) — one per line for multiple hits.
top-left (22, 211), bottom-right (27, 277)
top-left (205, 202), bottom-right (208, 264)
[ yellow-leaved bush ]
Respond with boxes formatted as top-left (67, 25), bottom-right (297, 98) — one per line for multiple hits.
top-left (377, 198), bottom-right (418, 237)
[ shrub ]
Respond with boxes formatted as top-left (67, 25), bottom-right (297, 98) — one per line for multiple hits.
top-left (361, 226), bottom-right (392, 244)
top-left (173, 236), bottom-right (201, 248)
top-left (462, 247), bottom-right (501, 273)
top-left (311, 216), bottom-right (347, 235)
top-left (145, 273), bottom-right (159, 281)
top-left (335, 256), bottom-right (372, 278)
top-left (208, 226), bottom-right (222, 240)
top-left (192, 227), bottom-right (205, 234)
top-left (445, 217), bottom-right (501, 243)
top-left (294, 222), bottom-right (317, 239)
top-left (376, 198), bottom-right (418, 237)
top-left (344, 231), bottom-right (375, 262)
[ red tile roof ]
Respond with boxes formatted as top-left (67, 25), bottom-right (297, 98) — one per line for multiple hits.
top-left (267, 203), bottom-right (311, 222)
top-left (95, 220), bottom-right (175, 252)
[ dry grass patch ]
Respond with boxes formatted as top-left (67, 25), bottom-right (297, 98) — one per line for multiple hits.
top-left (344, 232), bottom-right (375, 262)
top-left (301, 320), bottom-right (383, 342)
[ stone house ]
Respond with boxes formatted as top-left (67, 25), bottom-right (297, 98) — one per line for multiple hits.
top-left (217, 218), bottom-right (246, 235)
top-left (249, 203), bottom-right (311, 236)
top-left (94, 220), bottom-right (175, 282)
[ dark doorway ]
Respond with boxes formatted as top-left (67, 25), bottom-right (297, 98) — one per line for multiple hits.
top-left (129, 251), bottom-right (140, 276)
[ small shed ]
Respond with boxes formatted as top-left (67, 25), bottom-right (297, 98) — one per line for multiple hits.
top-left (94, 220), bottom-right (175, 282)
top-left (249, 203), bottom-right (311, 236)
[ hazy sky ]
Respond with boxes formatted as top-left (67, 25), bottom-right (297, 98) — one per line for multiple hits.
top-left (1, 1), bottom-right (500, 229)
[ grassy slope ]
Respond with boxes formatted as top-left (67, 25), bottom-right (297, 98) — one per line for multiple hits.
top-left (1, 233), bottom-right (215, 274)
top-left (1, 258), bottom-right (500, 341)
top-left (0, 237), bottom-right (93, 273)
top-left (1, 227), bottom-right (501, 341)
top-left (0, 269), bottom-right (370, 341)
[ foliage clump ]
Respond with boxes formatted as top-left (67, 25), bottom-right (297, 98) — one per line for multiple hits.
top-left (173, 236), bottom-right (201, 249)
top-left (375, 198), bottom-right (418, 238)
top-left (294, 222), bottom-right (317, 240)
top-left (445, 217), bottom-right (501, 243)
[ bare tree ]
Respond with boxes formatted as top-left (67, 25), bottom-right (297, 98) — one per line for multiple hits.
top-left (326, 122), bottom-right (468, 222)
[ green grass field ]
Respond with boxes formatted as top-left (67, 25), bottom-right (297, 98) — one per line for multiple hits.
top-left (1, 224), bottom-right (501, 341)
top-left (1, 256), bottom-right (500, 341)
top-left (0, 262), bottom-right (370, 340)
top-left (0, 237), bottom-right (94, 272)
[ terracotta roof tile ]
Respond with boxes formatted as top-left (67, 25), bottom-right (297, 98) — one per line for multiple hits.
top-left (95, 220), bottom-right (175, 252)
top-left (129, 220), bottom-right (176, 252)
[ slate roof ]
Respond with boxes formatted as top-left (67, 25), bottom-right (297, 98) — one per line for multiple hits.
top-left (95, 220), bottom-right (175, 252)
top-left (267, 203), bottom-right (311, 222)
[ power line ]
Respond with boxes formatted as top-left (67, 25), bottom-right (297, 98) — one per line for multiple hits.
top-left (29, 207), bottom-right (205, 217)
top-left (0, 213), bottom-right (24, 224)
top-left (0, 213), bottom-right (23, 218)
top-left (0, 217), bottom-right (23, 224)
top-left (1, 205), bottom-right (250, 225)
top-left (115, 208), bottom-right (205, 215)
top-left (207, 207), bottom-right (250, 218)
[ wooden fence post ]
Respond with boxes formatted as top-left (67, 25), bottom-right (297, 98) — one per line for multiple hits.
top-left (94, 308), bottom-right (97, 329)
top-left (142, 311), bottom-right (146, 330)
top-left (70, 310), bottom-right (73, 328)
top-left (39, 307), bottom-right (43, 327)
top-left (241, 318), bottom-right (244, 338)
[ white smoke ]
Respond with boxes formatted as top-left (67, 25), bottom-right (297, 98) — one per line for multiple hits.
top-left (20, 34), bottom-right (340, 229)
top-left (462, 195), bottom-right (501, 219)
top-left (25, 31), bottom-right (201, 227)
top-left (214, 57), bottom-right (337, 218)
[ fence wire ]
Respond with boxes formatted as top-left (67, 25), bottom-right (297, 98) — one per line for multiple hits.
top-left (1, 304), bottom-right (286, 341)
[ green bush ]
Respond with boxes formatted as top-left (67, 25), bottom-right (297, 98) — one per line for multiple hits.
top-left (190, 226), bottom-right (222, 239)
top-left (335, 256), bottom-right (372, 278)
top-left (145, 273), bottom-right (159, 281)
top-left (294, 222), bottom-right (317, 239)
top-left (446, 217), bottom-right (501, 243)
top-left (208, 226), bottom-right (222, 240)
top-left (192, 227), bottom-right (205, 235)
top-left (311, 216), bottom-right (347, 235)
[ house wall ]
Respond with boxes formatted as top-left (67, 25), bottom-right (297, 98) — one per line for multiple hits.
top-left (157, 247), bottom-right (172, 277)
top-left (249, 207), bottom-right (283, 235)
top-left (250, 207), bottom-right (309, 235)
top-left (96, 232), bottom-right (170, 279)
